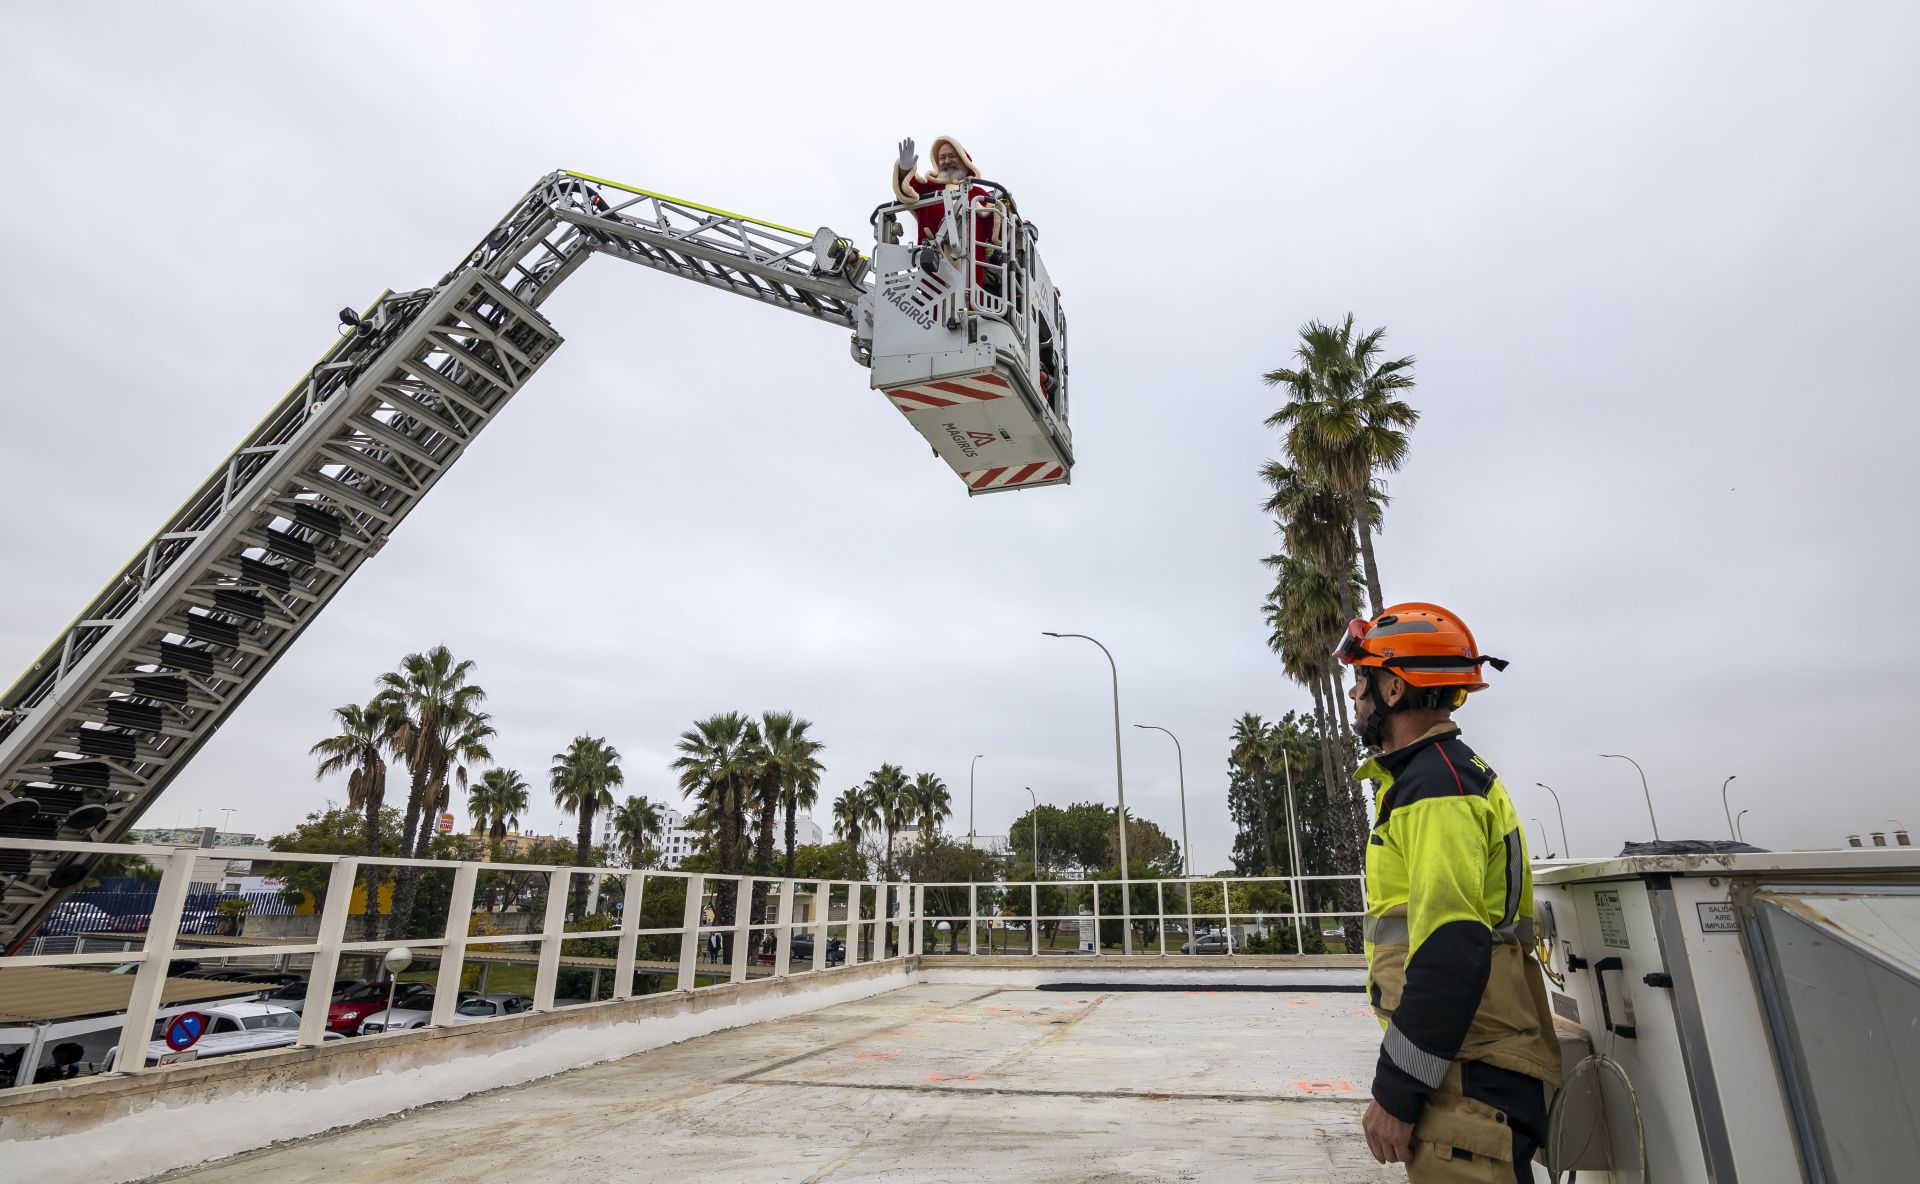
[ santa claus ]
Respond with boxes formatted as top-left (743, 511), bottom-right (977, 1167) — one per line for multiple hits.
top-left (891, 135), bottom-right (1002, 287)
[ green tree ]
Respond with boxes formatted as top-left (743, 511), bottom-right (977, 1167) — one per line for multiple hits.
top-left (832, 785), bottom-right (877, 859)
top-left (310, 699), bottom-right (397, 931)
top-left (789, 840), bottom-right (868, 883)
top-left (371, 646), bottom-right (495, 940)
top-left (864, 764), bottom-right (911, 880)
top-left (551, 735), bottom-right (623, 916)
top-left (610, 794), bottom-right (664, 868)
top-left (1262, 315), bottom-right (1418, 617)
top-left (908, 772), bottom-right (952, 842)
top-left (467, 767), bottom-right (530, 849)
top-left (266, 805), bottom-right (403, 945)
top-left (79, 851), bottom-right (160, 890)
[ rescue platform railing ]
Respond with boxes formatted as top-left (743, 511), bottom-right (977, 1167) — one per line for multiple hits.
top-left (0, 837), bottom-right (911, 1084)
top-left (908, 874), bottom-right (1369, 957)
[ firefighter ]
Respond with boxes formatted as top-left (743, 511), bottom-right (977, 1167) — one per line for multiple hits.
top-left (1338, 603), bottom-right (1562, 1182)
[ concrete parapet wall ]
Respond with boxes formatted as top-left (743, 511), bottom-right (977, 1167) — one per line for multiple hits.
top-left (916, 953), bottom-right (1367, 990)
top-left (0, 959), bottom-right (911, 1184)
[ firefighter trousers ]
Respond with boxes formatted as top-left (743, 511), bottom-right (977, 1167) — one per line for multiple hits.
top-left (1406, 1060), bottom-right (1546, 1183)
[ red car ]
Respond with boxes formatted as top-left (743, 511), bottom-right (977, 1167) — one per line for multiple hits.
top-left (327, 981), bottom-right (432, 1035)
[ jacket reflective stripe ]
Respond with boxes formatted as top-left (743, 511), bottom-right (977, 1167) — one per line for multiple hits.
top-left (1368, 915), bottom-right (1533, 947)
top-left (1500, 828), bottom-right (1524, 929)
top-left (1383, 1021), bottom-right (1450, 1089)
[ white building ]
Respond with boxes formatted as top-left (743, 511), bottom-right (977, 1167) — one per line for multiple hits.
top-left (595, 808), bottom-right (821, 870)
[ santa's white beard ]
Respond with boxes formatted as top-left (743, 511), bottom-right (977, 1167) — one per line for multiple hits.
top-left (939, 166), bottom-right (968, 183)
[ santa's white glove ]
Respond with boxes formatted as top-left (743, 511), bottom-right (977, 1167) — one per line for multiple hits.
top-left (897, 138), bottom-right (916, 171)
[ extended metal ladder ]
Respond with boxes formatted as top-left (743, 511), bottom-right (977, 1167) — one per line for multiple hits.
top-left (0, 170), bottom-right (886, 946)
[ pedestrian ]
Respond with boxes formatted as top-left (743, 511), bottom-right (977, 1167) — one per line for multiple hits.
top-left (1338, 603), bottom-right (1561, 1182)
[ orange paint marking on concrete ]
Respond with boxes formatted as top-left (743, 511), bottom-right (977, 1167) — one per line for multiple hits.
top-left (1286, 998), bottom-right (1315, 1005)
top-left (854, 1050), bottom-right (902, 1061)
top-left (1181, 990), bottom-right (1220, 996)
top-left (986, 1006), bottom-right (1024, 1014)
top-left (1347, 1008), bottom-right (1376, 1017)
top-left (926, 1072), bottom-right (982, 1082)
top-left (1296, 1079), bottom-right (1353, 1093)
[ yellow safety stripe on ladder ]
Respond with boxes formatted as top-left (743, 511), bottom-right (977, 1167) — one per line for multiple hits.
top-left (562, 171), bottom-right (815, 238)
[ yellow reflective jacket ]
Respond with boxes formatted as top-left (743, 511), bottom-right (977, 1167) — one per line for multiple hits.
top-left (1360, 723), bottom-right (1561, 1122)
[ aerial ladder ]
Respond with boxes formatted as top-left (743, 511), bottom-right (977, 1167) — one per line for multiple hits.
top-left (0, 169), bottom-right (1074, 946)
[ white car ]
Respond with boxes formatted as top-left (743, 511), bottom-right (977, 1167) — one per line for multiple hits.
top-left (193, 1001), bottom-right (303, 1037)
top-left (359, 993), bottom-right (531, 1034)
top-left (104, 1026), bottom-right (343, 1070)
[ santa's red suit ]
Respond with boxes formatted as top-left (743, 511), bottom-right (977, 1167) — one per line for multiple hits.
top-left (891, 136), bottom-right (1000, 284)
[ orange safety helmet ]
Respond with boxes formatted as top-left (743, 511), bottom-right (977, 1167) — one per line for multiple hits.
top-left (1333, 601), bottom-right (1507, 693)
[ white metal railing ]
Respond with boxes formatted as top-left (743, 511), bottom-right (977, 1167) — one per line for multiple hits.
top-left (0, 837), bottom-right (911, 1085)
top-left (908, 875), bottom-right (1367, 958)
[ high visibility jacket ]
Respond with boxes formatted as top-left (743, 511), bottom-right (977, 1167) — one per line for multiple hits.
top-left (1360, 723), bottom-right (1561, 1122)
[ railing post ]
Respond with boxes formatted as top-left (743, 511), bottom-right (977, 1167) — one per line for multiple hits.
top-left (774, 877), bottom-right (795, 978)
top-left (914, 884), bottom-right (926, 956)
top-left (811, 880), bottom-right (829, 973)
top-left (1029, 884), bottom-right (1039, 956)
top-left (614, 872), bottom-right (644, 999)
top-left (1156, 882), bottom-right (1166, 956)
top-left (844, 883), bottom-right (861, 968)
top-left (297, 857), bottom-right (359, 1048)
top-left (677, 874), bottom-right (704, 991)
top-left (430, 861), bottom-right (479, 1026)
top-left (729, 877), bottom-right (750, 984)
top-left (1222, 879), bottom-right (1235, 955)
top-left (967, 884), bottom-right (977, 957)
top-left (1185, 878), bottom-right (1196, 959)
top-left (1091, 883), bottom-right (1102, 956)
top-left (114, 845), bottom-right (197, 1074)
top-left (1291, 872), bottom-right (1305, 955)
top-left (533, 868), bottom-right (570, 1011)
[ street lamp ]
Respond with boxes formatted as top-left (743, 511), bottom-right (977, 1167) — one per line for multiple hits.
top-left (1599, 754), bottom-right (1660, 840)
top-left (1721, 776), bottom-right (1737, 840)
top-left (1043, 631), bottom-right (1132, 954)
top-left (1534, 783), bottom-right (1570, 857)
top-left (1133, 724), bottom-right (1190, 878)
top-left (1735, 809), bottom-right (1751, 843)
top-left (1530, 817), bottom-right (1555, 859)
top-left (968, 754), bottom-right (985, 843)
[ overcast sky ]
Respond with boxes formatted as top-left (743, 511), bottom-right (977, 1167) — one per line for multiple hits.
top-left (3, 3), bottom-right (1916, 870)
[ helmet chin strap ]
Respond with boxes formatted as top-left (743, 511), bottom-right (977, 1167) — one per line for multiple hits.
top-left (1358, 669), bottom-right (1395, 751)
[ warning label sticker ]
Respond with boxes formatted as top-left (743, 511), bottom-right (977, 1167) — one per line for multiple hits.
top-left (1595, 888), bottom-right (1631, 949)
top-left (1697, 901), bottom-right (1739, 933)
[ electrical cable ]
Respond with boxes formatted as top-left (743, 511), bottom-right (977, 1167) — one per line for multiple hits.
top-left (1543, 1035), bottom-right (1650, 1183)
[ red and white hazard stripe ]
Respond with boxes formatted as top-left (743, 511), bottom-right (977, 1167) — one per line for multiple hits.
top-left (883, 372), bottom-right (1010, 411)
top-left (964, 461), bottom-right (1067, 491)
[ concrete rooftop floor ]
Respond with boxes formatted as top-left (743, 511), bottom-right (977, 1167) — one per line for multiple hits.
top-left (162, 981), bottom-right (1402, 1183)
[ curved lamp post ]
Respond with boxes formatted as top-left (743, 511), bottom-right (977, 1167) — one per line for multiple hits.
top-left (968, 754), bottom-right (985, 842)
top-left (1133, 724), bottom-right (1190, 878)
top-left (1043, 631), bottom-right (1131, 954)
top-left (1599, 754), bottom-right (1660, 840)
top-left (1721, 775), bottom-right (1737, 840)
top-left (1530, 817), bottom-right (1554, 859)
top-left (1025, 787), bottom-right (1041, 877)
top-left (1535, 783), bottom-right (1570, 858)
top-left (1735, 809), bottom-right (1751, 843)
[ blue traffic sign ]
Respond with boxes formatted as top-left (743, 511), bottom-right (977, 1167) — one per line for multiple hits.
top-left (164, 1011), bottom-right (207, 1051)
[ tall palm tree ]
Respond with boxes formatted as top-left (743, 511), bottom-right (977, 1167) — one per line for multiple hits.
top-left (749, 712), bottom-right (825, 881)
top-left (908, 772), bottom-right (952, 842)
top-left (1228, 714), bottom-right (1277, 873)
top-left (610, 794), bottom-right (664, 867)
top-left (673, 712), bottom-right (753, 875)
top-left (468, 768), bottom-right (530, 842)
top-left (371, 646), bottom-right (494, 940)
top-left (832, 785), bottom-right (877, 866)
top-left (865, 764), bottom-right (911, 880)
top-left (551, 735), bottom-right (624, 916)
top-left (310, 700), bottom-right (395, 938)
top-left (1262, 315), bottom-right (1418, 617)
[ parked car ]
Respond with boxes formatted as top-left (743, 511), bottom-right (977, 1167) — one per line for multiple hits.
top-left (1180, 932), bottom-right (1232, 955)
top-left (752, 932), bottom-right (846, 967)
top-left (46, 901), bottom-right (114, 934)
top-left (104, 1026), bottom-right (343, 1070)
top-left (253, 978), bottom-right (364, 1014)
top-left (357, 982), bottom-right (483, 1028)
top-left (326, 980), bottom-right (437, 1035)
top-left (108, 958), bottom-right (202, 976)
top-left (449, 994), bottom-right (536, 1023)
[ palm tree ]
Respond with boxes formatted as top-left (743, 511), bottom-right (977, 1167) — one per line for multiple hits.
top-left (865, 764), bottom-right (911, 880)
top-left (749, 712), bottom-right (825, 881)
top-left (610, 794), bottom-right (664, 867)
top-left (673, 712), bottom-right (754, 875)
top-left (832, 785), bottom-right (877, 869)
top-left (908, 772), bottom-right (952, 842)
top-left (1228, 714), bottom-right (1277, 873)
top-left (468, 768), bottom-right (530, 844)
top-left (310, 700), bottom-right (395, 938)
top-left (1262, 315), bottom-right (1418, 617)
top-left (371, 645), bottom-right (495, 939)
top-left (551, 735), bottom-right (624, 916)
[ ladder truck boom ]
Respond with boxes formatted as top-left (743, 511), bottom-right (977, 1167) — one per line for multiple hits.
top-left (0, 169), bottom-right (1074, 946)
